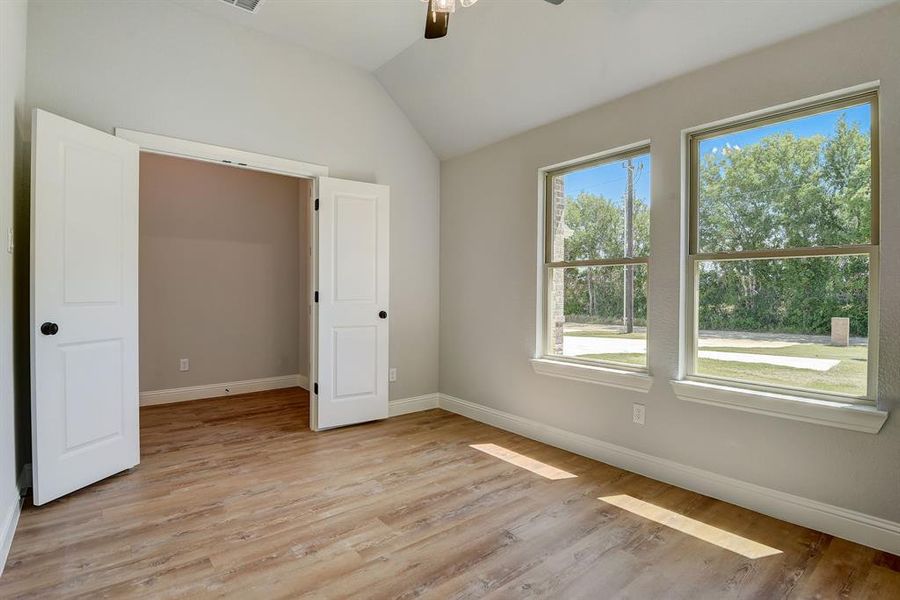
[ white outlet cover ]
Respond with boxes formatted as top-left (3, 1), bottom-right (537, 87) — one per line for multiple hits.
top-left (179, 358), bottom-right (190, 372)
top-left (389, 368), bottom-right (397, 382)
top-left (633, 403), bottom-right (645, 425)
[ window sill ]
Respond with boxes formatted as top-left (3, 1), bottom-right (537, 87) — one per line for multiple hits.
top-left (670, 379), bottom-right (888, 434)
top-left (530, 358), bottom-right (652, 393)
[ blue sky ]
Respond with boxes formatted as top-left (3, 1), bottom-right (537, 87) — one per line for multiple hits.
top-left (563, 153), bottom-right (651, 206)
top-left (698, 102), bottom-right (870, 159)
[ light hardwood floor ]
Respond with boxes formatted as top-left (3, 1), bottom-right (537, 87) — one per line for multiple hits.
top-left (1, 388), bottom-right (897, 598)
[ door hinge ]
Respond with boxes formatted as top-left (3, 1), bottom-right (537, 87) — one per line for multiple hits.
top-left (314, 291), bottom-right (319, 303)
top-left (314, 198), bottom-right (319, 211)
top-left (314, 382), bottom-right (318, 395)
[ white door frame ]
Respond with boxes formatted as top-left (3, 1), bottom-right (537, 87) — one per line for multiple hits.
top-left (114, 128), bottom-right (327, 429)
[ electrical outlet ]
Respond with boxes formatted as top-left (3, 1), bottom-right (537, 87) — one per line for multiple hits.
top-left (632, 403), bottom-right (645, 425)
top-left (389, 368), bottom-right (397, 382)
top-left (7, 227), bottom-right (13, 254)
top-left (179, 358), bottom-right (190, 372)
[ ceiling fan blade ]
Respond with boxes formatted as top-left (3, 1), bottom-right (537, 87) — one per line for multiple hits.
top-left (424, 0), bottom-right (450, 39)
top-left (544, 0), bottom-right (565, 4)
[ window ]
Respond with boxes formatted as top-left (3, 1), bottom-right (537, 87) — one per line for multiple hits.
top-left (541, 146), bottom-right (651, 371)
top-left (686, 92), bottom-right (878, 401)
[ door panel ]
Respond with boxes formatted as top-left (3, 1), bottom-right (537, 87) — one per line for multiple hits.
top-left (315, 177), bottom-right (389, 430)
top-left (31, 109), bottom-right (139, 505)
top-left (334, 195), bottom-right (377, 301)
top-left (62, 145), bottom-right (124, 303)
top-left (62, 340), bottom-right (123, 450)
top-left (333, 326), bottom-right (378, 398)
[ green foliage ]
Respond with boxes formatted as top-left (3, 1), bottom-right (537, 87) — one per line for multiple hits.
top-left (697, 116), bottom-right (871, 336)
top-left (564, 191), bottom-right (649, 259)
top-left (559, 115), bottom-right (871, 336)
top-left (559, 190), bottom-right (648, 326)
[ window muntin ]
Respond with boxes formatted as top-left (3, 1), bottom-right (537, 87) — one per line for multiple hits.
top-left (688, 92), bottom-right (878, 401)
top-left (544, 148), bottom-right (651, 370)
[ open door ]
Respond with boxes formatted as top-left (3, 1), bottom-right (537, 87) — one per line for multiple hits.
top-left (314, 177), bottom-right (389, 430)
top-left (31, 109), bottom-right (140, 505)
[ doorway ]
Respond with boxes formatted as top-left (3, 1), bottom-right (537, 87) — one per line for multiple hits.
top-left (115, 128), bottom-right (325, 431)
top-left (137, 152), bottom-right (313, 410)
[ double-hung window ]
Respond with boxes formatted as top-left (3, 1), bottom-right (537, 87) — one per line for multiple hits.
top-left (685, 91), bottom-right (879, 402)
top-left (540, 146), bottom-right (651, 373)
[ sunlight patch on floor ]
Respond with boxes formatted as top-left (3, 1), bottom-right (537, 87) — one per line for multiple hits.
top-left (599, 494), bottom-right (782, 559)
top-left (470, 443), bottom-right (577, 480)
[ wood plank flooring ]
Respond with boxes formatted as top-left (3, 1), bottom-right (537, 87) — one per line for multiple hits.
top-left (1, 387), bottom-right (897, 598)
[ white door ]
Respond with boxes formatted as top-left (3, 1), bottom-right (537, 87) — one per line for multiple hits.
top-left (31, 109), bottom-right (140, 505)
top-left (315, 177), bottom-right (389, 430)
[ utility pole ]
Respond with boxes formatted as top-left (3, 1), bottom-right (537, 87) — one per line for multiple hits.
top-left (623, 158), bottom-right (635, 334)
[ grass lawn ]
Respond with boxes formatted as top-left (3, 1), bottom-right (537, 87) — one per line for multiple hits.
top-left (578, 342), bottom-right (868, 397)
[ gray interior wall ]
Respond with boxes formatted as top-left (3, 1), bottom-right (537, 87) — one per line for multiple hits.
top-left (0, 0), bottom-right (28, 553)
top-left (24, 0), bottom-right (440, 402)
top-left (139, 153), bottom-right (307, 392)
top-left (440, 4), bottom-right (900, 523)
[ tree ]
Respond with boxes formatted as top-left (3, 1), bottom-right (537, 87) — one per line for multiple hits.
top-left (561, 190), bottom-right (649, 327)
top-left (696, 116), bottom-right (870, 336)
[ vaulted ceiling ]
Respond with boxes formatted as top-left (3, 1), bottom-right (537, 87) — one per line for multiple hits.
top-left (182, 0), bottom-right (895, 159)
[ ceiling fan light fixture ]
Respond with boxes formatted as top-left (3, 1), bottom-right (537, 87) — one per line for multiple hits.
top-left (423, 0), bottom-right (562, 40)
top-left (424, 0), bottom-right (450, 38)
top-left (432, 0), bottom-right (456, 13)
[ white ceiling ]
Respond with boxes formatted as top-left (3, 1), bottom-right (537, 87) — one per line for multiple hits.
top-left (176, 0), bottom-right (425, 72)
top-left (182, 0), bottom-right (895, 158)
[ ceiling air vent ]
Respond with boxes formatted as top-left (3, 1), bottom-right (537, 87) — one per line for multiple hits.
top-left (221, 0), bottom-right (263, 14)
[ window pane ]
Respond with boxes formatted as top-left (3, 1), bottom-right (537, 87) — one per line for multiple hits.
top-left (696, 255), bottom-right (869, 397)
top-left (549, 152), bottom-right (650, 262)
top-left (697, 102), bottom-right (872, 253)
top-left (548, 264), bottom-right (648, 367)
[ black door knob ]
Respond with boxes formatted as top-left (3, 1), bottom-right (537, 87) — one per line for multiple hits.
top-left (378, 311), bottom-right (388, 319)
top-left (40, 322), bottom-right (59, 336)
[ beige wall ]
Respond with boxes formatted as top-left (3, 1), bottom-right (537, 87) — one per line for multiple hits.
top-left (1, 0), bottom-right (28, 561)
top-left (25, 0), bottom-right (440, 402)
top-left (139, 153), bottom-right (308, 392)
top-left (440, 4), bottom-right (900, 523)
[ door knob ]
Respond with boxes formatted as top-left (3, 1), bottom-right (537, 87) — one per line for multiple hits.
top-left (378, 311), bottom-right (388, 319)
top-left (40, 322), bottom-right (59, 336)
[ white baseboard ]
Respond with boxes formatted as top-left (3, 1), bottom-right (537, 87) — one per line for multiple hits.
top-left (0, 489), bottom-right (22, 577)
top-left (438, 393), bottom-right (900, 556)
top-left (389, 393), bottom-right (440, 417)
top-left (140, 374), bottom-right (305, 406)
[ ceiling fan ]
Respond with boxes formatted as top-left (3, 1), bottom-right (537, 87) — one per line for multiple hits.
top-left (423, 0), bottom-right (565, 39)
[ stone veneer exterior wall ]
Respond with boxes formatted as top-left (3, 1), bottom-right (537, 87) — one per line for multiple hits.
top-left (550, 176), bottom-right (566, 354)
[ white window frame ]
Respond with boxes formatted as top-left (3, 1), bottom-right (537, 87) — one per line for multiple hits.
top-left (674, 84), bottom-right (887, 433)
top-left (532, 141), bottom-right (653, 393)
